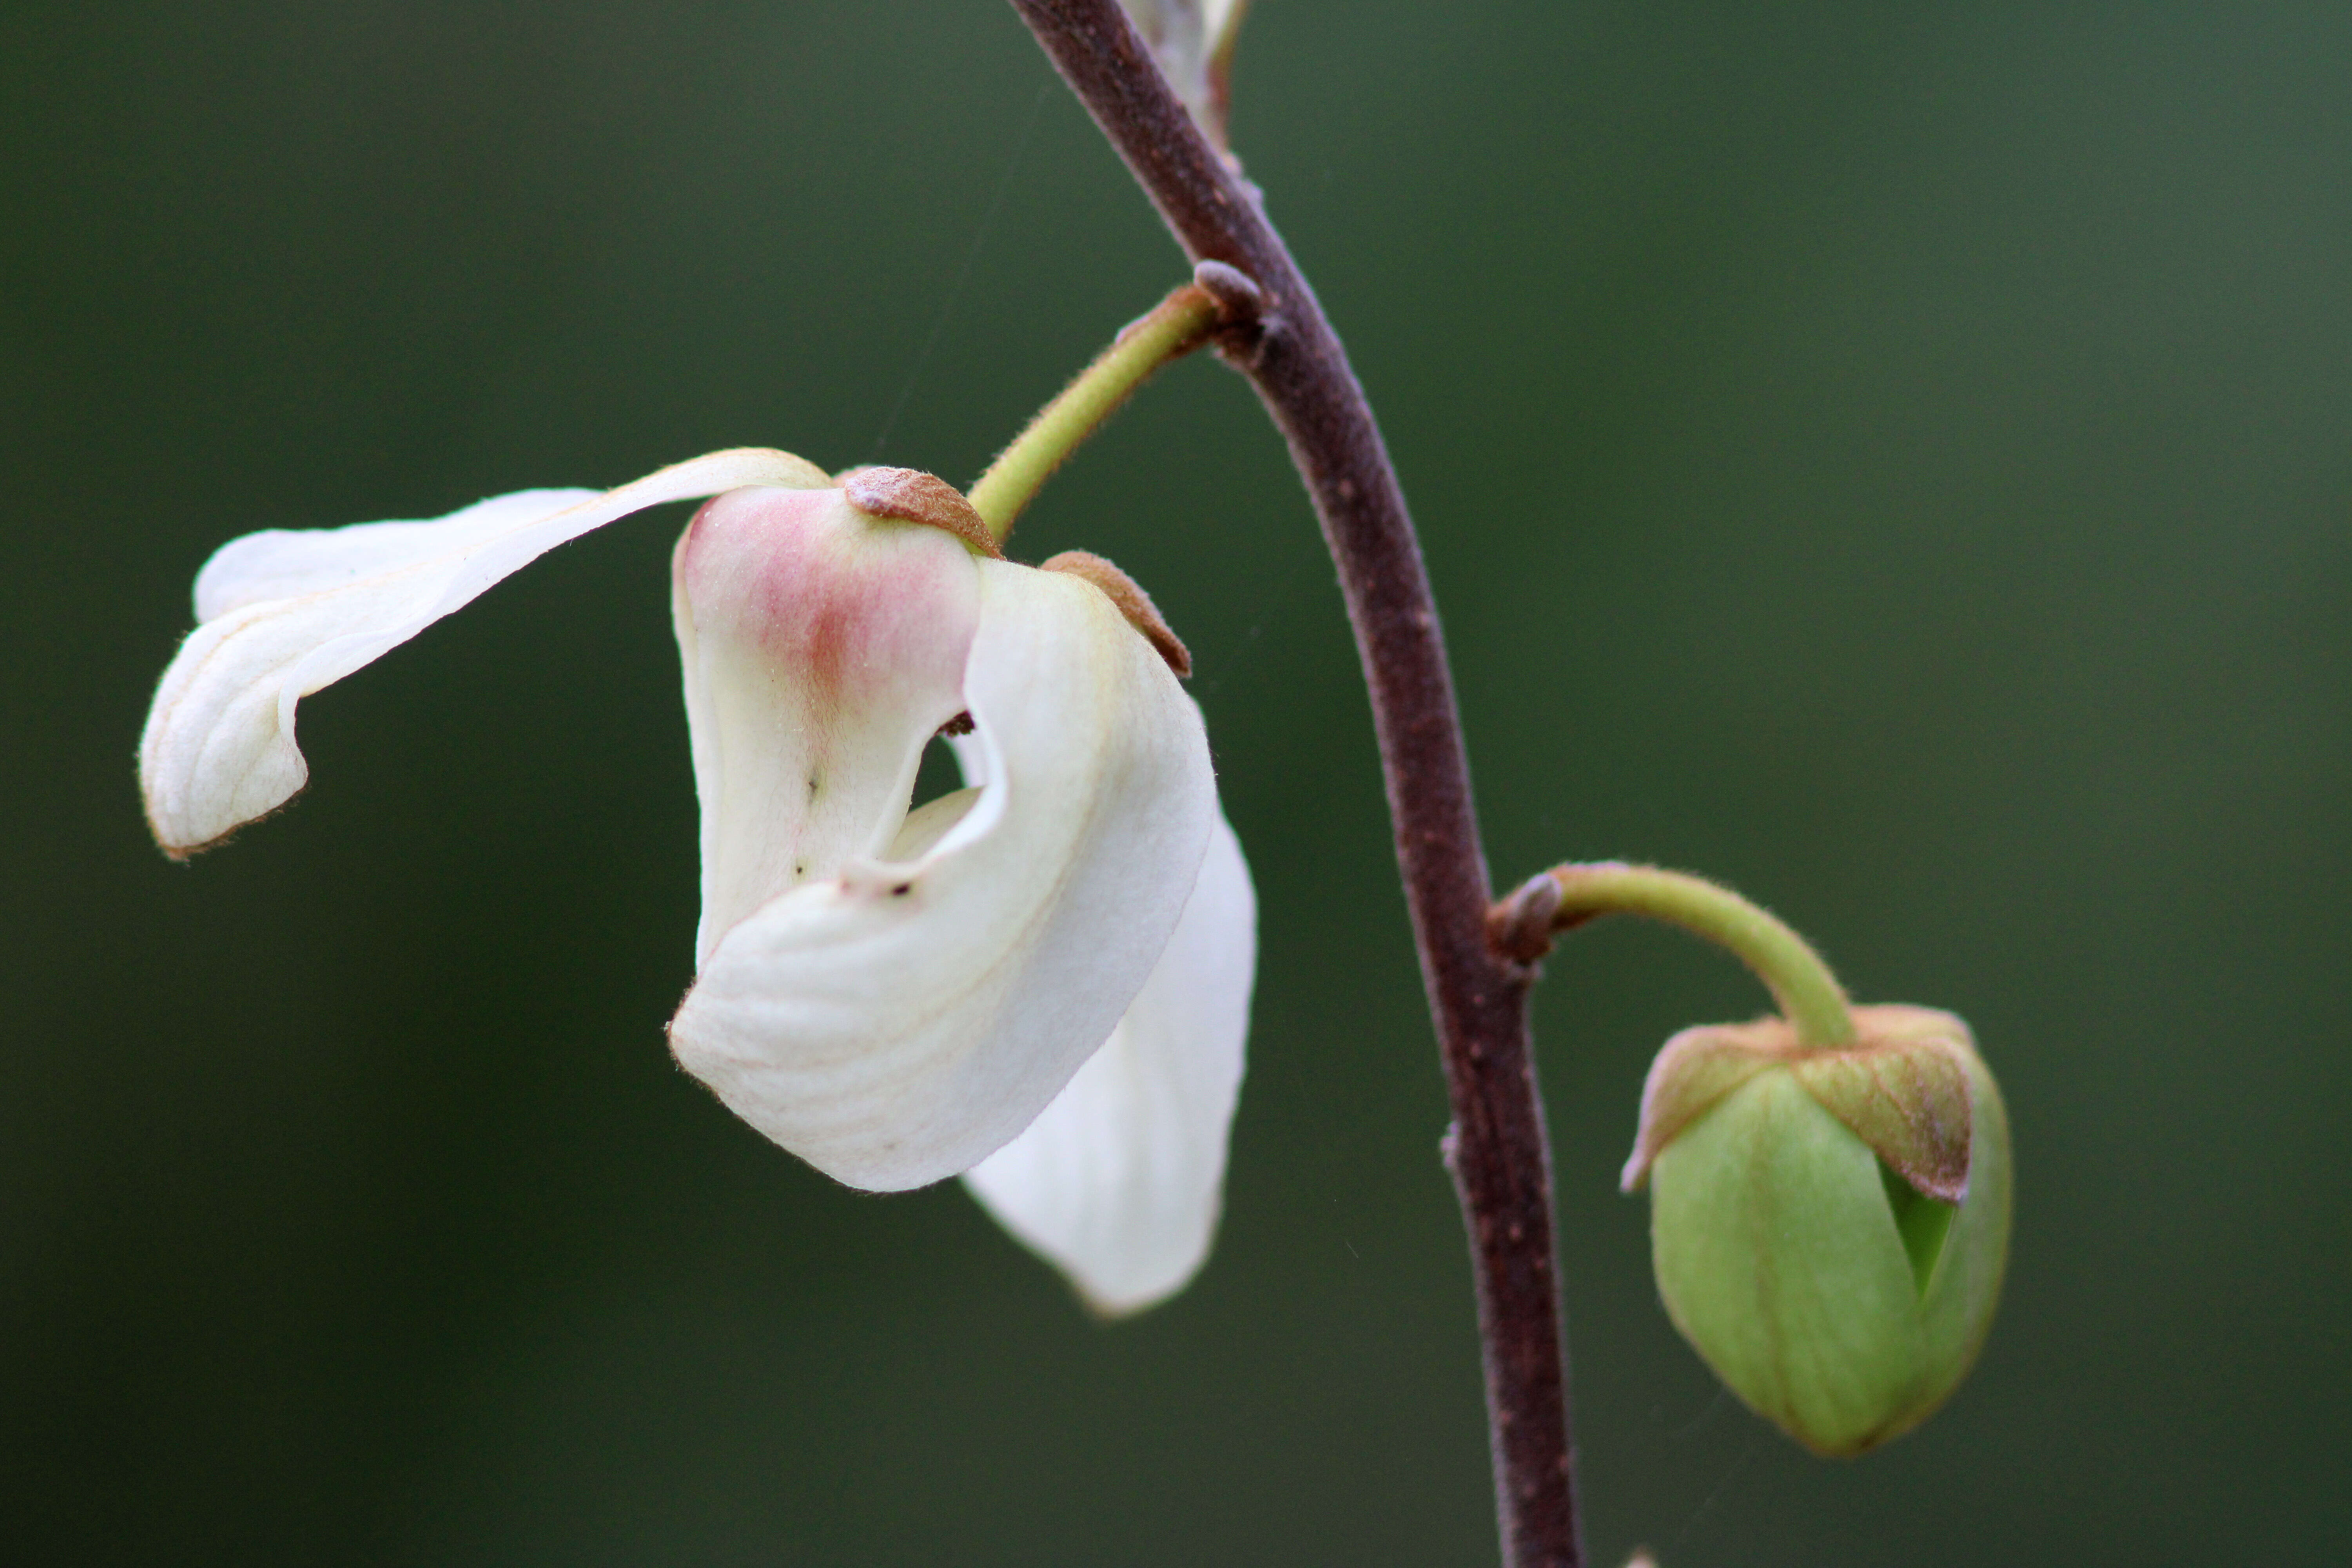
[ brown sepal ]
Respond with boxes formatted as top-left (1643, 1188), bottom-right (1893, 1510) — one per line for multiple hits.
top-left (1788, 1005), bottom-right (1978, 1203)
top-left (1619, 1004), bottom-right (1979, 1201)
top-left (1619, 1018), bottom-right (1784, 1192)
top-left (842, 467), bottom-right (1003, 559)
top-left (1040, 550), bottom-right (1192, 677)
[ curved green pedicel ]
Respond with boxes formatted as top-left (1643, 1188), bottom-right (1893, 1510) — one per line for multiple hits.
top-left (1545, 863), bottom-right (1855, 1049)
top-left (967, 285), bottom-right (1221, 542)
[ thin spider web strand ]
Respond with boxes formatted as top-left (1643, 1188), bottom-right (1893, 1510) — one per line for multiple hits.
top-left (868, 80), bottom-right (1054, 460)
top-left (1665, 1434), bottom-right (1759, 1555)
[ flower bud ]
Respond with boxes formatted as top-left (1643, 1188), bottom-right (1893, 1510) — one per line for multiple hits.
top-left (1621, 1004), bottom-right (2011, 1455)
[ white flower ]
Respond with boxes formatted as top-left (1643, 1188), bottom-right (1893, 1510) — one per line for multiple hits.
top-left (139, 448), bottom-right (1255, 1312)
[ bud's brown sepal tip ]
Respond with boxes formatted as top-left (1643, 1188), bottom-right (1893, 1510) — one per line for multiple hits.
top-left (1622, 1004), bottom-right (1975, 1201)
top-left (1633, 1005), bottom-right (2012, 1456)
top-left (1618, 1022), bottom-right (1778, 1192)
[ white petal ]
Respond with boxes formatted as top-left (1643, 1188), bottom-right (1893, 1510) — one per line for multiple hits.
top-left (964, 808), bottom-right (1255, 1315)
top-left (139, 448), bottom-right (830, 855)
top-left (668, 558), bottom-right (1216, 1192)
top-left (1119, 1), bottom-right (1249, 140)
top-left (671, 487), bottom-right (982, 965)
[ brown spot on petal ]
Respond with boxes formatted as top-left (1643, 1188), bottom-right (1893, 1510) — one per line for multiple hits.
top-left (843, 468), bottom-right (1002, 559)
top-left (1040, 550), bottom-right (1192, 677)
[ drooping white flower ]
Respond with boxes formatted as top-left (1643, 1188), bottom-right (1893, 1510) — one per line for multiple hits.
top-left (139, 449), bottom-right (1255, 1311)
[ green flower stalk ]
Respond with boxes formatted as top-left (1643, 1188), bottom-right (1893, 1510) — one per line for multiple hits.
top-left (1504, 863), bottom-right (2014, 1457)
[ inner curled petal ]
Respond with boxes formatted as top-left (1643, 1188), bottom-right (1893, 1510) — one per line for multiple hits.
top-left (669, 559), bottom-right (1217, 1192)
top-left (672, 486), bottom-right (984, 965)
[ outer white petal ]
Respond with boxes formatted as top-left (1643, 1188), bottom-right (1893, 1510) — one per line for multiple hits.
top-left (668, 558), bottom-right (1216, 1192)
top-left (139, 447), bottom-right (830, 855)
top-left (964, 808), bottom-right (1255, 1315)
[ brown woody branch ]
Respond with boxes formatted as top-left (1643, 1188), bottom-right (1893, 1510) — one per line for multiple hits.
top-left (1001, 5), bottom-right (1583, 1564)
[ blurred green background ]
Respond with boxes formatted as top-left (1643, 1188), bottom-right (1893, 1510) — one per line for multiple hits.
top-left (5, 2), bottom-right (2347, 1562)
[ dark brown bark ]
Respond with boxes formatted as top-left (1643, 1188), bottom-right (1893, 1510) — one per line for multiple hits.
top-left (1002, 5), bottom-right (1583, 1564)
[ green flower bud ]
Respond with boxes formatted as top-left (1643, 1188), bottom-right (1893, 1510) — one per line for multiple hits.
top-left (1621, 1004), bottom-right (2012, 1456)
